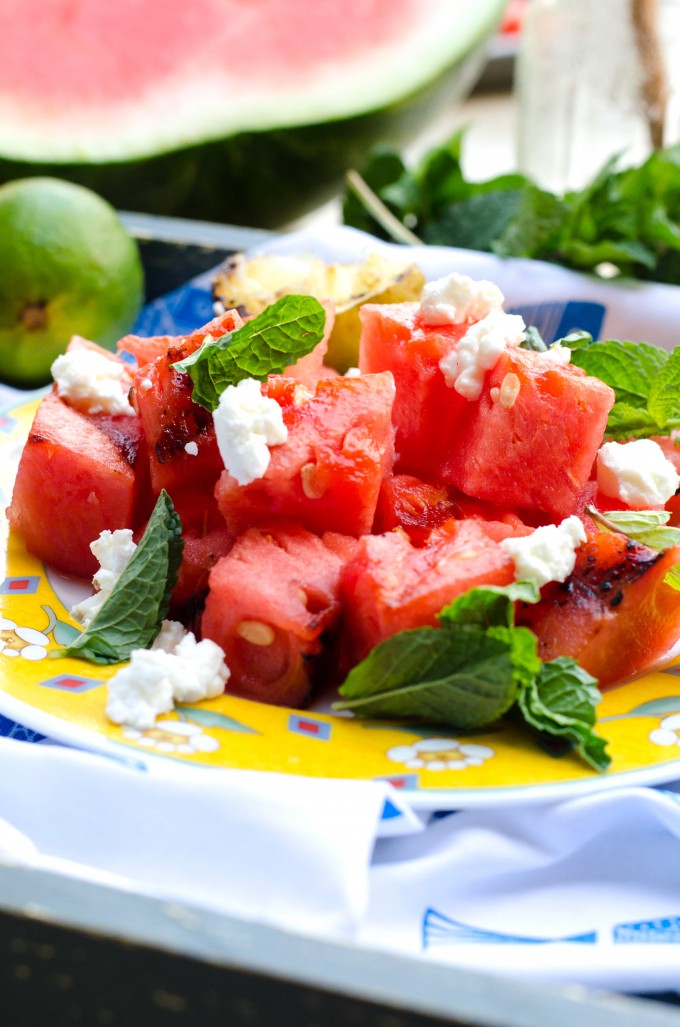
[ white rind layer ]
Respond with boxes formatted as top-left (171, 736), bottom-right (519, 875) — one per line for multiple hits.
top-left (0, 0), bottom-right (505, 163)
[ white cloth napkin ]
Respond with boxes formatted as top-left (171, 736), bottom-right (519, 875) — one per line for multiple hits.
top-left (2, 734), bottom-right (680, 994)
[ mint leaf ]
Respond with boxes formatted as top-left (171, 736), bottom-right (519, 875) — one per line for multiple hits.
top-left (521, 326), bottom-right (549, 353)
top-left (423, 189), bottom-right (524, 251)
top-left (334, 623), bottom-right (533, 729)
top-left (647, 348), bottom-right (680, 428)
top-left (438, 581), bottom-right (540, 629)
top-left (58, 491), bottom-right (183, 665)
top-left (173, 295), bottom-right (326, 411)
top-left (334, 582), bottom-right (611, 771)
top-left (492, 184), bottom-right (568, 259)
top-left (605, 401), bottom-right (663, 440)
top-left (587, 507), bottom-right (680, 551)
top-left (567, 338), bottom-right (668, 408)
top-left (518, 658), bottom-right (610, 771)
top-left (335, 584), bottom-right (541, 731)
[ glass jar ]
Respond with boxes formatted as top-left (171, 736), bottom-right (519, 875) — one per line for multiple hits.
top-left (515, 0), bottom-right (680, 193)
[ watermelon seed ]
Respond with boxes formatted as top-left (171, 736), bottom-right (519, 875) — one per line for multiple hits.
top-left (301, 463), bottom-right (326, 500)
top-left (236, 620), bottom-right (275, 646)
top-left (499, 373), bottom-right (521, 409)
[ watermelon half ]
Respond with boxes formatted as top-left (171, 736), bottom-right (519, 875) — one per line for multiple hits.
top-left (0, 0), bottom-right (507, 227)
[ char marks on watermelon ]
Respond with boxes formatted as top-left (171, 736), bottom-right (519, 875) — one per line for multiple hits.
top-left (8, 390), bottom-right (150, 577)
top-left (518, 532), bottom-right (680, 687)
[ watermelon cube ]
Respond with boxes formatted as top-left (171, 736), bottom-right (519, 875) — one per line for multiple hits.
top-left (215, 371), bottom-right (396, 538)
top-left (8, 390), bottom-right (149, 577)
top-left (359, 301), bottom-right (468, 477)
top-left (201, 524), bottom-right (357, 707)
top-left (443, 348), bottom-right (615, 519)
top-left (340, 518), bottom-right (525, 665)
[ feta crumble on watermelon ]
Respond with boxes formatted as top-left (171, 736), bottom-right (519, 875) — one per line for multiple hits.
top-left (499, 516), bottom-right (587, 589)
top-left (213, 377), bottom-right (288, 486)
top-left (419, 272), bottom-right (503, 326)
top-left (438, 309), bottom-right (526, 400)
top-left (597, 439), bottom-right (680, 509)
top-left (52, 346), bottom-right (135, 416)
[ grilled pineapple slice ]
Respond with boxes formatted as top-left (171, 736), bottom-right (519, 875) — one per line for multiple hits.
top-left (212, 251), bottom-right (425, 373)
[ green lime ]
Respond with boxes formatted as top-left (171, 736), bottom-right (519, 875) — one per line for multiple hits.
top-left (0, 177), bottom-right (144, 386)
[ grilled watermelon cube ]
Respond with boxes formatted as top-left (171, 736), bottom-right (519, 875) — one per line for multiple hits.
top-left (132, 339), bottom-right (224, 497)
top-left (517, 531), bottom-right (680, 687)
top-left (8, 390), bottom-right (149, 577)
top-left (340, 517), bottom-right (530, 665)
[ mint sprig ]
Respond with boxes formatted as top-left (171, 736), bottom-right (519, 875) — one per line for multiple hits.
top-left (58, 491), bottom-right (183, 665)
top-left (586, 506), bottom-right (680, 551)
top-left (567, 335), bottom-right (680, 439)
top-left (518, 659), bottom-right (608, 772)
top-left (334, 584), bottom-right (610, 771)
top-left (172, 294), bottom-right (327, 411)
top-left (343, 131), bottom-right (680, 284)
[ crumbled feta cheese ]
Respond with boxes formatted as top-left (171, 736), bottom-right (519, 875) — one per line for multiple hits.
top-left (439, 310), bottom-right (526, 400)
top-left (213, 300), bottom-right (226, 315)
top-left (105, 649), bottom-right (176, 730)
top-left (105, 630), bottom-right (230, 730)
top-left (213, 377), bottom-right (288, 485)
top-left (184, 440), bottom-right (199, 456)
top-left (344, 366), bottom-right (362, 378)
top-left (170, 634), bottom-right (230, 704)
top-left (51, 349), bottom-right (135, 416)
top-left (543, 343), bottom-right (571, 365)
top-left (419, 272), bottom-right (504, 326)
top-left (71, 529), bottom-right (137, 627)
top-left (151, 619), bottom-right (188, 653)
top-left (597, 439), bottom-right (680, 509)
top-left (499, 516), bottom-right (587, 589)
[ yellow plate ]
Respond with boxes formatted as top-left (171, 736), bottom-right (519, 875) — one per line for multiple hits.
top-left (3, 394), bottom-right (680, 810)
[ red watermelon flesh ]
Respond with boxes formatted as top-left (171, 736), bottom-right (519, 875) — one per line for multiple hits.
top-left (215, 371), bottom-right (396, 538)
top-left (118, 309), bottom-right (244, 369)
top-left (0, 1), bottom-right (507, 226)
top-left (359, 301), bottom-right (469, 478)
top-left (442, 348), bottom-right (615, 519)
top-left (164, 489), bottom-right (234, 616)
top-left (339, 518), bottom-right (528, 666)
top-left (201, 523), bottom-right (357, 707)
top-left (1, 0), bottom-right (417, 112)
top-left (132, 339), bottom-right (224, 498)
top-left (8, 390), bottom-right (149, 577)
